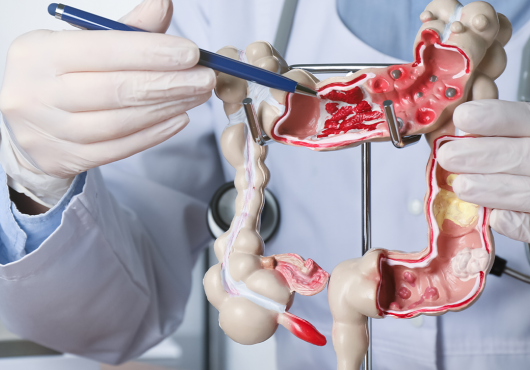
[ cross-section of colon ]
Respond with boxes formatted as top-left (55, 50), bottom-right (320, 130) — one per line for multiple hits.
top-left (268, 29), bottom-right (470, 150)
top-left (376, 136), bottom-right (493, 318)
top-left (328, 136), bottom-right (494, 370)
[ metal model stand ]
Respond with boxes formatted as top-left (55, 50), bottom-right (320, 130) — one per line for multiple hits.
top-left (244, 63), bottom-right (421, 370)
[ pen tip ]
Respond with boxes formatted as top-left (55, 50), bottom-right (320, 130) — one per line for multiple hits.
top-left (48, 3), bottom-right (58, 17)
top-left (295, 84), bottom-right (319, 98)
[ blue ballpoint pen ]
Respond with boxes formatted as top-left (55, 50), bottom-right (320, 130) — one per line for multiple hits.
top-left (47, 3), bottom-right (318, 97)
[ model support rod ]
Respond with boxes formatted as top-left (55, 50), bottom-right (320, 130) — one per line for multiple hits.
top-left (361, 142), bottom-right (372, 370)
top-left (243, 98), bottom-right (272, 146)
top-left (382, 100), bottom-right (422, 149)
top-left (289, 63), bottom-right (394, 74)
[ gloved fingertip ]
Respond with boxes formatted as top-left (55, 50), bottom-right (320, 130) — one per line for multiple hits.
top-left (489, 209), bottom-right (499, 228)
top-left (437, 141), bottom-right (460, 171)
top-left (451, 175), bottom-right (472, 200)
top-left (171, 44), bottom-right (200, 69)
top-left (489, 211), bottom-right (511, 240)
top-left (451, 174), bottom-right (462, 190)
top-left (436, 145), bottom-right (449, 167)
top-left (453, 100), bottom-right (515, 136)
top-left (489, 209), bottom-right (530, 243)
top-left (201, 68), bottom-right (218, 91)
top-left (174, 113), bottom-right (190, 132)
top-left (453, 101), bottom-right (481, 132)
top-left (119, 0), bottom-right (173, 33)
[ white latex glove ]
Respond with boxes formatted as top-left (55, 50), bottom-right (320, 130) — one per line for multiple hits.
top-left (438, 99), bottom-right (530, 243)
top-left (0, 0), bottom-right (215, 206)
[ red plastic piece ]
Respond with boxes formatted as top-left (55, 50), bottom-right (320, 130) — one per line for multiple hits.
top-left (280, 312), bottom-right (327, 346)
top-left (320, 86), bottom-right (364, 105)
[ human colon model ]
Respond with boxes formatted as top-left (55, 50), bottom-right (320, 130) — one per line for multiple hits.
top-left (206, 0), bottom-right (511, 368)
top-left (203, 99), bottom-right (329, 346)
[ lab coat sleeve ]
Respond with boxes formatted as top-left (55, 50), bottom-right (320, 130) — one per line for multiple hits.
top-left (0, 99), bottom-right (224, 364)
top-left (10, 173), bottom-right (86, 259)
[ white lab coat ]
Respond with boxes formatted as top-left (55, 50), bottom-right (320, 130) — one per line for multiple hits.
top-left (1, 0), bottom-right (530, 369)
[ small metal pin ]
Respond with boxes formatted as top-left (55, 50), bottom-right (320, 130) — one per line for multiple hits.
top-left (383, 100), bottom-right (421, 149)
top-left (445, 87), bottom-right (457, 98)
top-left (417, 92), bottom-right (423, 98)
top-left (289, 63), bottom-right (395, 74)
top-left (391, 70), bottom-right (402, 79)
top-left (295, 83), bottom-right (319, 97)
top-left (430, 75), bottom-right (438, 82)
top-left (243, 98), bottom-right (272, 146)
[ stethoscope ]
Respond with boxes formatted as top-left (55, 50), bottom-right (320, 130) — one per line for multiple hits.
top-left (207, 181), bottom-right (280, 243)
top-left (207, 0), bottom-right (530, 285)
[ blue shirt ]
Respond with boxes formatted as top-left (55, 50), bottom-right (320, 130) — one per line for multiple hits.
top-left (0, 166), bottom-right (86, 265)
top-left (337, 0), bottom-right (530, 62)
top-left (1, 0), bottom-right (530, 264)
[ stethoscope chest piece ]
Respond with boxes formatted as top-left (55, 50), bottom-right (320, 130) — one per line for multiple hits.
top-left (207, 182), bottom-right (280, 243)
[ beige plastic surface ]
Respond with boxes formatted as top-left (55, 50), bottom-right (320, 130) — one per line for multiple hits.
top-left (203, 120), bottom-right (328, 345)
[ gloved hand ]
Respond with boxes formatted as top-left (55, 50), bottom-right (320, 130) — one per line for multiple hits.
top-left (0, 0), bottom-right (215, 206)
top-left (438, 99), bottom-right (530, 243)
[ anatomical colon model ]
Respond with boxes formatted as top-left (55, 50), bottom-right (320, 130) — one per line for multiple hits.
top-left (203, 115), bottom-right (329, 346)
top-left (204, 0), bottom-right (511, 368)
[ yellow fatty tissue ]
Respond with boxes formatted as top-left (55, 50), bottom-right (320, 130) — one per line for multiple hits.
top-left (433, 188), bottom-right (479, 231)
